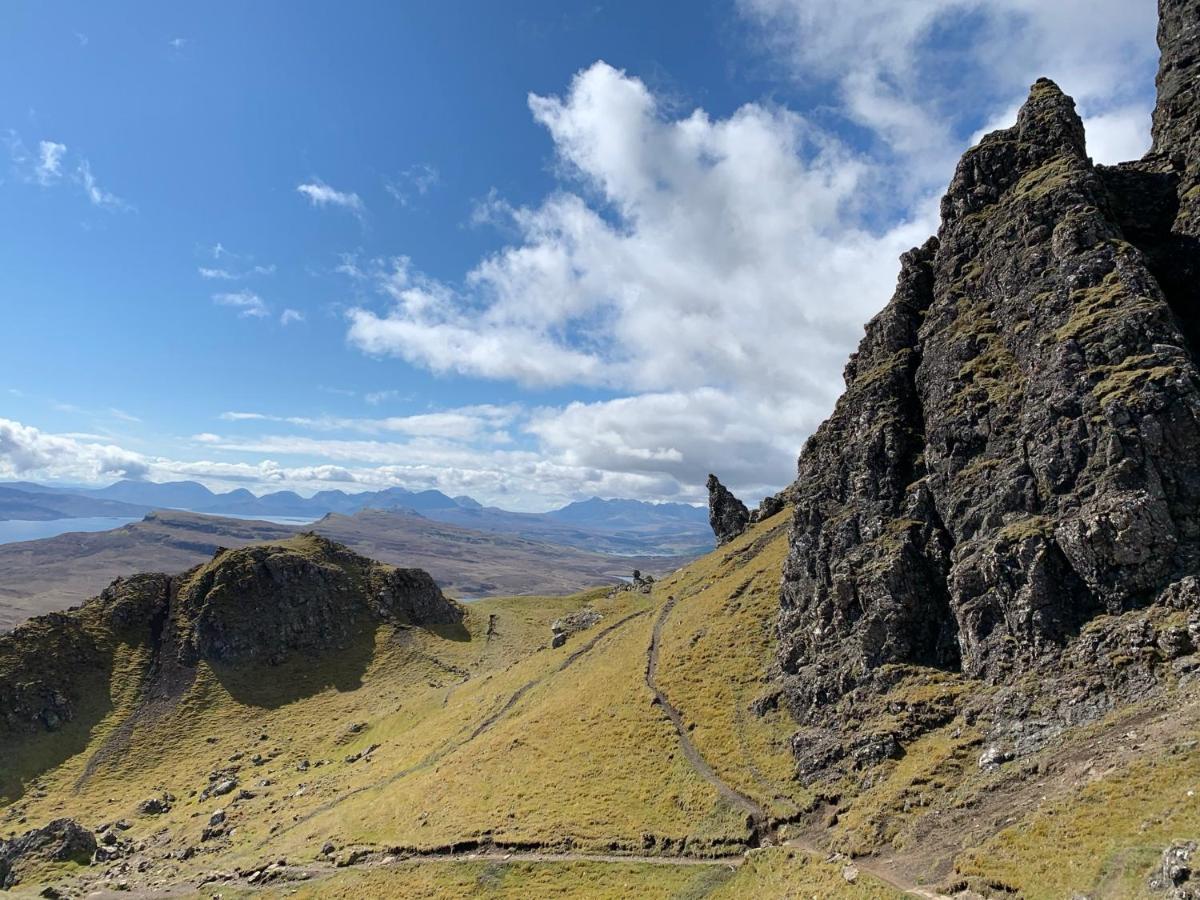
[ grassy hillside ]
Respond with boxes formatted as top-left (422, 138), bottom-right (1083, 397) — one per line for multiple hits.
top-left (4, 511), bottom-right (1200, 897)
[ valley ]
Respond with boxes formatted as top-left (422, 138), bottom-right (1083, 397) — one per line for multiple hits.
top-left (4, 0), bottom-right (1200, 896)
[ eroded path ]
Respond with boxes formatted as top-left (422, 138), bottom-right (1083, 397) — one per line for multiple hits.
top-left (644, 593), bottom-right (769, 834)
top-left (645, 590), bottom-right (953, 900)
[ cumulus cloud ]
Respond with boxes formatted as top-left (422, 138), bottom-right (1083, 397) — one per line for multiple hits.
top-left (0, 418), bottom-right (149, 482)
top-left (296, 180), bottom-right (364, 215)
top-left (338, 8), bottom-right (1161, 504)
top-left (213, 290), bottom-right (268, 318)
top-left (344, 62), bottom-right (936, 496)
top-left (737, 0), bottom-right (1158, 180)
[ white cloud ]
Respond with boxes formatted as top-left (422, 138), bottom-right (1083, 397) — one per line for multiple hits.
top-left (338, 9), bottom-right (1161, 504)
top-left (35, 141), bottom-right (66, 185)
top-left (344, 62), bottom-right (936, 497)
top-left (215, 404), bottom-right (518, 442)
top-left (1083, 106), bottom-right (1153, 165)
top-left (200, 265), bottom-right (275, 279)
top-left (736, 0), bottom-right (1157, 184)
top-left (385, 163), bottom-right (440, 206)
top-left (108, 408), bottom-right (141, 424)
top-left (279, 308), bottom-right (305, 326)
top-left (213, 290), bottom-right (268, 318)
top-left (364, 389), bottom-right (405, 406)
top-left (297, 180), bottom-right (364, 215)
top-left (76, 159), bottom-right (130, 210)
top-left (0, 418), bottom-right (149, 482)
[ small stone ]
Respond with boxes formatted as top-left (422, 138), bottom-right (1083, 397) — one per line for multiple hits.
top-left (137, 796), bottom-right (170, 815)
top-left (978, 747), bottom-right (1012, 771)
top-left (210, 779), bottom-right (237, 797)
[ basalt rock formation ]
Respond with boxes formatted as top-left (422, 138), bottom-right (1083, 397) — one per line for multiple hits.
top-left (0, 536), bottom-right (461, 739)
top-left (706, 474), bottom-right (750, 545)
top-left (778, 0), bottom-right (1200, 736)
top-left (0, 818), bottom-right (96, 889)
top-left (176, 539), bottom-right (457, 666)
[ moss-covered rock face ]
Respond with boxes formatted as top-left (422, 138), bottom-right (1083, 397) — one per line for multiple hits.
top-left (779, 0), bottom-right (1200, 733)
top-left (174, 535), bottom-right (461, 666)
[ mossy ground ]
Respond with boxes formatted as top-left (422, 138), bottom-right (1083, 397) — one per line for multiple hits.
top-left (955, 722), bottom-right (1200, 899)
top-left (7, 517), bottom-right (1200, 897)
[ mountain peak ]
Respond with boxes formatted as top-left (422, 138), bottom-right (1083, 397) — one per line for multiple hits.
top-left (777, 0), bottom-right (1200, 749)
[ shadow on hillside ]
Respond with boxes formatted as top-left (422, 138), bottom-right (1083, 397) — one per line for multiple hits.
top-left (209, 625), bottom-right (379, 708)
top-left (1, 662), bottom-right (119, 805)
top-left (426, 621), bottom-right (471, 643)
top-left (207, 619), bottom-right (470, 707)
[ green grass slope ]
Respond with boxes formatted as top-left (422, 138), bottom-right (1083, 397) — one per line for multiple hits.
top-left (3, 514), bottom-right (1199, 897)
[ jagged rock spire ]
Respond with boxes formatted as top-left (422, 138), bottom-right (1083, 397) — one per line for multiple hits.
top-left (1151, 0), bottom-right (1199, 168)
top-left (706, 474), bottom-right (749, 545)
top-left (778, 28), bottom-right (1200, 730)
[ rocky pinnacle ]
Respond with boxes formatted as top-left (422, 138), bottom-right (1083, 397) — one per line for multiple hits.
top-left (706, 474), bottom-right (750, 546)
top-left (777, 0), bottom-right (1200, 723)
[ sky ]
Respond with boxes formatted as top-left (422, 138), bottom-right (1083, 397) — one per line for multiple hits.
top-left (0, 0), bottom-right (1162, 510)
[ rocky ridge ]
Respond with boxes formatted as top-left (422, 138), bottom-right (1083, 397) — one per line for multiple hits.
top-left (776, 0), bottom-right (1200, 771)
top-left (0, 535), bottom-right (461, 740)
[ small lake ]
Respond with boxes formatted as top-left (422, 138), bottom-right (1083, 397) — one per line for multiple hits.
top-left (0, 516), bottom-right (142, 545)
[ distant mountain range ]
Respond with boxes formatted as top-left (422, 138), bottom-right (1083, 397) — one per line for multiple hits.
top-left (0, 480), bottom-right (714, 556)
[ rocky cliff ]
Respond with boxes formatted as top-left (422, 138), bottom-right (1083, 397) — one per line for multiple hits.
top-left (777, 0), bottom-right (1200, 742)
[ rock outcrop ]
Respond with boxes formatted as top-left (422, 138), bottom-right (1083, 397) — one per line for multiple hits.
top-left (707, 474), bottom-right (750, 545)
top-left (550, 608), bottom-right (603, 648)
top-left (748, 492), bottom-right (786, 524)
top-left (176, 536), bottom-right (458, 665)
top-left (778, 0), bottom-right (1200, 732)
top-left (0, 536), bottom-right (460, 740)
top-left (0, 819), bottom-right (96, 889)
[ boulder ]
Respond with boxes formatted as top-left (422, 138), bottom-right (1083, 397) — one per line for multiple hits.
top-left (0, 819), bottom-right (96, 889)
top-left (551, 608), bottom-right (603, 648)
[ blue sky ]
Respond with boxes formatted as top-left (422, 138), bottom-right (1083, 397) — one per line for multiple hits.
top-left (0, 0), bottom-right (1160, 509)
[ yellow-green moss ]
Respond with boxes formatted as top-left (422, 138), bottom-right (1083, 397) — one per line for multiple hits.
top-left (1056, 270), bottom-right (1161, 344)
top-left (1091, 353), bottom-right (1180, 406)
top-left (997, 515), bottom-right (1054, 545)
top-left (1010, 155), bottom-right (1079, 201)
